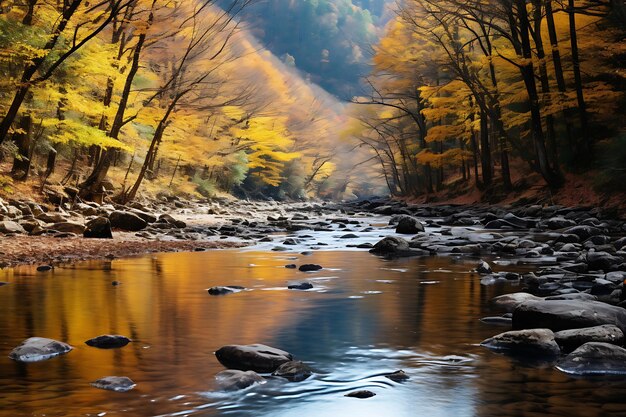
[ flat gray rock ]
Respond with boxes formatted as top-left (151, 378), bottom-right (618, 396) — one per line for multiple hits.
top-left (215, 370), bottom-right (265, 391)
top-left (491, 293), bottom-right (541, 312)
top-left (91, 376), bottom-right (136, 392)
top-left (215, 344), bottom-right (293, 373)
top-left (513, 300), bottom-right (626, 333)
top-left (9, 337), bottom-right (73, 362)
top-left (480, 329), bottom-right (560, 357)
top-left (556, 342), bottom-right (626, 375)
top-left (554, 325), bottom-right (624, 353)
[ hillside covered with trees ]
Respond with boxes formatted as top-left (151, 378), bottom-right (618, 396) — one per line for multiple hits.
top-left (0, 0), bottom-right (366, 205)
top-left (348, 0), bottom-right (625, 202)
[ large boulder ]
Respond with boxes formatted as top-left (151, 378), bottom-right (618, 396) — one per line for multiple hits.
top-left (49, 222), bottom-right (85, 234)
top-left (480, 329), bottom-right (560, 357)
top-left (85, 335), bottom-right (131, 349)
top-left (215, 370), bottom-right (265, 391)
top-left (91, 376), bottom-right (136, 392)
top-left (395, 216), bottom-right (425, 234)
top-left (271, 361), bottom-right (313, 382)
top-left (0, 220), bottom-right (25, 234)
top-left (554, 325), bottom-right (624, 353)
top-left (9, 337), bottom-right (73, 362)
top-left (491, 293), bottom-right (542, 313)
top-left (215, 344), bottom-right (293, 373)
top-left (109, 211), bottom-right (147, 231)
top-left (369, 236), bottom-right (425, 257)
top-left (586, 251), bottom-right (623, 271)
top-left (556, 342), bottom-right (626, 376)
top-left (513, 300), bottom-right (626, 333)
top-left (83, 217), bottom-right (113, 239)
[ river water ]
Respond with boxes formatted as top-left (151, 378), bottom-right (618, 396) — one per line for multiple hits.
top-left (1, 236), bottom-right (626, 416)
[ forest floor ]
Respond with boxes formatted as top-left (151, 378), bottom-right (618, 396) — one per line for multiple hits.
top-left (405, 169), bottom-right (626, 218)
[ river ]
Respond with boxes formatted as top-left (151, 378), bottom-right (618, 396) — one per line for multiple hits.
top-left (1, 217), bottom-right (626, 417)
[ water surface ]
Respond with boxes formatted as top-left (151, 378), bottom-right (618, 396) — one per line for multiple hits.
top-left (1, 249), bottom-right (625, 417)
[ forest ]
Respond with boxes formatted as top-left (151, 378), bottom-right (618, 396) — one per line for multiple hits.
top-left (0, 0), bottom-right (357, 205)
top-left (0, 0), bottom-right (624, 207)
top-left (350, 0), bottom-right (625, 200)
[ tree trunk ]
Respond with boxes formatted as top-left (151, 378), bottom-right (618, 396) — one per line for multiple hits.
top-left (480, 110), bottom-right (493, 186)
top-left (515, 0), bottom-right (563, 188)
top-left (532, 0), bottom-right (561, 176)
top-left (11, 114), bottom-right (33, 180)
top-left (568, 0), bottom-right (591, 157)
top-left (80, 23), bottom-right (149, 198)
top-left (545, 0), bottom-right (576, 151)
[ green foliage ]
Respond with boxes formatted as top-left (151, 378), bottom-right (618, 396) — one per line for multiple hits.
top-left (191, 173), bottom-right (218, 197)
top-left (594, 134), bottom-right (626, 192)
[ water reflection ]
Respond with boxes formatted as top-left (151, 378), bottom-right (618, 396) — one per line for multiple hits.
top-left (0, 250), bottom-right (625, 417)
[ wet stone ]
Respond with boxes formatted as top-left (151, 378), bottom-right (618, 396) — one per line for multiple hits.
top-left (556, 342), bottom-right (626, 376)
top-left (271, 361), bottom-right (313, 382)
top-left (9, 337), bottom-right (73, 362)
top-left (91, 376), bottom-right (136, 392)
top-left (384, 370), bottom-right (410, 382)
top-left (299, 264), bottom-right (322, 272)
top-left (208, 286), bottom-right (245, 295)
top-left (85, 335), bottom-right (131, 349)
top-left (345, 390), bottom-right (376, 399)
top-left (215, 370), bottom-right (265, 391)
top-left (215, 344), bottom-right (293, 373)
top-left (288, 282), bottom-right (313, 290)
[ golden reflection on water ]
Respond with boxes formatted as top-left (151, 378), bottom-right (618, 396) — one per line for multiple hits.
top-left (0, 249), bottom-right (625, 417)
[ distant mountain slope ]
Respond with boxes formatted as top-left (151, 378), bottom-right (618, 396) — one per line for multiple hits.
top-left (226, 0), bottom-right (392, 99)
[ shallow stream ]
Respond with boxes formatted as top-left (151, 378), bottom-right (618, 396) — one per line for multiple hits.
top-left (1, 226), bottom-right (626, 416)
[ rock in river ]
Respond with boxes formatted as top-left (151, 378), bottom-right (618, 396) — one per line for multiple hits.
top-left (476, 260), bottom-right (493, 274)
top-left (556, 342), bottom-right (626, 376)
top-left (288, 282), bottom-right (313, 290)
top-left (369, 236), bottom-right (425, 257)
top-left (208, 286), bottom-right (245, 295)
top-left (554, 325), bottom-right (624, 353)
top-left (385, 370), bottom-right (410, 382)
top-left (215, 344), bottom-right (293, 373)
top-left (271, 361), bottom-right (313, 382)
top-left (513, 300), bottom-right (626, 333)
top-left (299, 264), bottom-right (322, 272)
top-left (491, 293), bottom-right (541, 313)
top-left (215, 370), bottom-right (265, 391)
top-left (395, 216), bottom-right (425, 234)
top-left (85, 334), bottom-right (131, 349)
top-left (480, 329), bottom-right (560, 357)
top-left (91, 376), bottom-right (136, 392)
top-left (9, 337), bottom-right (73, 362)
top-left (345, 390), bottom-right (376, 399)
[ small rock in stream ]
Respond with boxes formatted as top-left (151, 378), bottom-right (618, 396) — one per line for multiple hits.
top-left (480, 328), bottom-right (561, 357)
top-left (85, 335), bottom-right (131, 349)
top-left (299, 264), bottom-right (322, 272)
top-left (91, 376), bottom-right (136, 392)
top-left (476, 260), bottom-right (493, 274)
top-left (288, 282), bottom-right (313, 290)
top-left (215, 370), bottom-right (265, 391)
top-left (36, 265), bottom-right (53, 272)
top-left (215, 344), bottom-right (293, 373)
top-left (271, 361), bottom-right (313, 382)
top-left (208, 286), bottom-right (245, 295)
top-left (9, 337), bottom-right (73, 362)
top-left (345, 390), bottom-right (376, 399)
top-left (384, 370), bottom-right (409, 382)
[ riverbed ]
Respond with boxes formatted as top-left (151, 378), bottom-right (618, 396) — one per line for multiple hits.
top-left (2, 241), bottom-right (626, 416)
